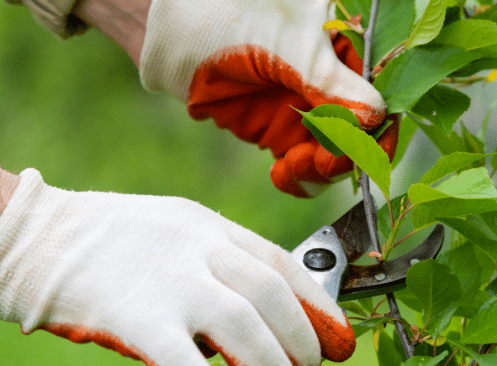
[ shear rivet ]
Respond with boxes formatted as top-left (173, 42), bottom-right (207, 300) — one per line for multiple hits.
top-left (375, 273), bottom-right (386, 281)
top-left (410, 258), bottom-right (420, 265)
top-left (322, 228), bottom-right (331, 235)
top-left (303, 248), bottom-right (336, 271)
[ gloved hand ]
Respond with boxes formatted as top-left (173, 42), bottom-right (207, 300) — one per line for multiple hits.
top-left (0, 168), bottom-right (355, 365)
top-left (139, 0), bottom-right (399, 198)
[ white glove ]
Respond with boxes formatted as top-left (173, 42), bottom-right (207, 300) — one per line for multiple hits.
top-left (0, 168), bottom-right (355, 365)
top-left (139, 0), bottom-right (396, 198)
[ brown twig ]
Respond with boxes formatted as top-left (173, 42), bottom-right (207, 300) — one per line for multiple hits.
top-left (444, 347), bottom-right (458, 366)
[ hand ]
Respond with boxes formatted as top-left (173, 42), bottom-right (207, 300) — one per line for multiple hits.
top-left (0, 168), bottom-right (355, 365)
top-left (140, 0), bottom-right (399, 197)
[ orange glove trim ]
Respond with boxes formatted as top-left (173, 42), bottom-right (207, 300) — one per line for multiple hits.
top-left (188, 44), bottom-right (386, 159)
top-left (297, 296), bottom-right (356, 362)
top-left (34, 323), bottom-right (158, 366)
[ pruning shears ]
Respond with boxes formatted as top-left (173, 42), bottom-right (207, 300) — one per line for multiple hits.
top-left (291, 201), bottom-right (445, 302)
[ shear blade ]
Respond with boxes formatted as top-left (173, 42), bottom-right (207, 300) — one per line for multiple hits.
top-left (338, 224), bottom-right (445, 301)
top-left (332, 200), bottom-right (375, 263)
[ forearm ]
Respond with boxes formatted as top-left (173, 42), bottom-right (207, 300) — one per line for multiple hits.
top-left (72, 0), bottom-right (149, 67)
top-left (0, 169), bottom-right (21, 215)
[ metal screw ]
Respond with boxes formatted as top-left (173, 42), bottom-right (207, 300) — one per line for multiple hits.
top-left (303, 248), bottom-right (336, 271)
top-left (375, 273), bottom-right (386, 281)
top-left (322, 228), bottom-right (331, 235)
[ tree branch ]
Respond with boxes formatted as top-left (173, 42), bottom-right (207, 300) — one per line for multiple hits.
top-left (469, 344), bottom-right (495, 366)
top-left (359, 0), bottom-right (415, 359)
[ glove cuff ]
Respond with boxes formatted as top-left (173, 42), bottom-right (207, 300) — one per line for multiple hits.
top-left (139, 0), bottom-right (249, 101)
top-left (0, 168), bottom-right (72, 325)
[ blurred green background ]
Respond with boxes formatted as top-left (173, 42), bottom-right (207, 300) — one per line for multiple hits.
top-left (1, 2), bottom-right (496, 366)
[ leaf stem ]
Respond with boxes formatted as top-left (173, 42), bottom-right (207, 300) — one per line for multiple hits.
top-left (444, 347), bottom-right (458, 366)
top-left (392, 228), bottom-right (419, 249)
top-left (348, 316), bottom-right (367, 321)
top-left (382, 205), bottom-right (415, 260)
top-left (374, 298), bottom-right (387, 311)
top-left (387, 199), bottom-right (394, 228)
top-left (397, 203), bottom-right (414, 224)
top-left (372, 41), bottom-right (405, 76)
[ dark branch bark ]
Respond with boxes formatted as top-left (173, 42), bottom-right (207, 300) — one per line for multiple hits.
top-left (359, 0), bottom-right (415, 359)
top-left (469, 344), bottom-right (495, 366)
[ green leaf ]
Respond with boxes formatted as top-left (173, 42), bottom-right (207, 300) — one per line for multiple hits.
top-left (439, 217), bottom-right (497, 261)
top-left (435, 167), bottom-right (496, 197)
top-left (437, 242), bottom-right (492, 318)
top-left (337, 0), bottom-right (416, 66)
top-left (358, 297), bottom-right (375, 314)
top-left (295, 112), bottom-right (391, 199)
top-left (395, 287), bottom-right (423, 312)
top-left (411, 85), bottom-right (470, 136)
top-left (352, 317), bottom-right (394, 338)
top-left (455, 290), bottom-right (492, 318)
top-left (399, 351), bottom-right (448, 366)
top-left (433, 19), bottom-right (497, 50)
top-left (292, 104), bottom-right (361, 157)
top-left (475, 0), bottom-right (494, 6)
top-left (392, 114), bottom-right (418, 168)
top-left (425, 303), bottom-right (458, 340)
top-left (378, 194), bottom-right (408, 239)
top-left (450, 227), bottom-right (468, 248)
top-left (487, 277), bottom-right (497, 295)
top-left (297, 105), bottom-right (361, 158)
top-left (374, 329), bottom-right (406, 366)
top-left (474, 43), bottom-right (497, 58)
top-left (405, 0), bottom-right (447, 49)
top-left (414, 119), bottom-right (466, 155)
top-left (461, 123), bottom-right (485, 168)
top-left (418, 152), bottom-right (493, 186)
top-left (469, 211), bottom-right (497, 241)
top-left (306, 104), bottom-right (361, 126)
top-left (450, 57), bottom-right (497, 77)
top-left (373, 46), bottom-right (481, 113)
top-left (460, 297), bottom-right (497, 343)
top-left (339, 301), bottom-right (368, 317)
top-left (406, 259), bottom-right (462, 320)
top-left (443, 6), bottom-right (461, 27)
top-left (448, 339), bottom-right (497, 366)
top-left (437, 242), bottom-right (483, 298)
top-left (409, 168), bottom-right (497, 228)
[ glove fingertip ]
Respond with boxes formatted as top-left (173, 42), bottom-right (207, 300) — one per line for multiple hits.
top-left (297, 297), bottom-right (356, 362)
top-left (270, 159), bottom-right (311, 198)
top-left (284, 142), bottom-right (329, 184)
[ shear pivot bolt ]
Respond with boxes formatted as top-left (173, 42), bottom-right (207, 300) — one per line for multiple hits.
top-left (303, 248), bottom-right (336, 271)
top-left (375, 273), bottom-right (386, 281)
